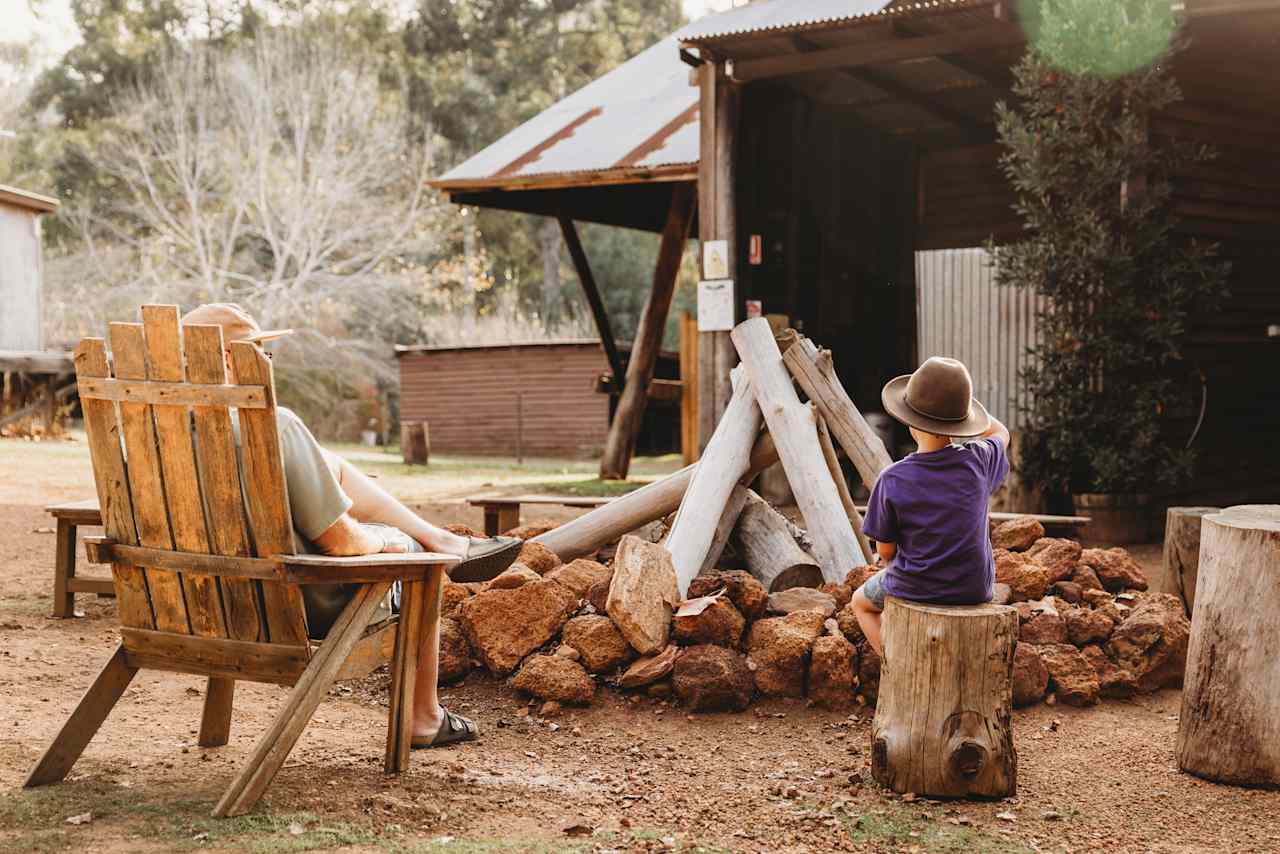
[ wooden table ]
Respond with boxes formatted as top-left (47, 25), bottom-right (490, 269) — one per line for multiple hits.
top-left (466, 494), bottom-right (615, 536)
top-left (46, 499), bottom-right (111, 617)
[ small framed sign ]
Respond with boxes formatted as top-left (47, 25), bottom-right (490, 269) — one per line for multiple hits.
top-left (702, 240), bottom-right (729, 279)
top-left (745, 300), bottom-right (763, 319)
top-left (697, 279), bottom-right (735, 331)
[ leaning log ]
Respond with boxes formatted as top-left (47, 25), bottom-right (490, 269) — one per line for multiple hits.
top-left (732, 489), bottom-right (821, 592)
top-left (666, 368), bottom-right (762, 596)
top-left (732, 318), bottom-right (860, 584)
top-left (1161, 506), bottom-right (1219, 618)
top-left (782, 332), bottom-right (892, 491)
top-left (816, 413), bottom-right (875, 565)
top-left (533, 433), bottom-right (778, 563)
top-left (696, 483), bottom-right (751, 578)
top-left (1176, 505), bottom-right (1280, 787)
top-left (872, 597), bottom-right (1018, 798)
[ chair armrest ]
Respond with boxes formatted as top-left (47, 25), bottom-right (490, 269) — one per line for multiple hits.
top-left (277, 552), bottom-right (460, 585)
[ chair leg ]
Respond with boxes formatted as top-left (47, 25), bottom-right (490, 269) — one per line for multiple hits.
top-left (52, 519), bottom-right (76, 618)
top-left (213, 581), bottom-right (391, 818)
top-left (198, 677), bottom-right (235, 747)
top-left (25, 644), bottom-right (137, 787)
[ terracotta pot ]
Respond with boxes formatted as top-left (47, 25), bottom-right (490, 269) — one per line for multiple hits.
top-left (1072, 492), bottom-right (1155, 545)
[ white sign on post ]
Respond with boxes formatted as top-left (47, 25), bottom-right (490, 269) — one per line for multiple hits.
top-left (702, 240), bottom-right (729, 279)
top-left (697, 279), bottom-right (735, 332)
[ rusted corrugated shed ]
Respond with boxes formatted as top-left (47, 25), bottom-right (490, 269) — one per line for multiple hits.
top-left (396, 342), bottom-right (611, 457)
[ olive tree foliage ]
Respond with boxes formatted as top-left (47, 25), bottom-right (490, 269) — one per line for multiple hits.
top-left (992, 0), bottom-right (1230, 495)
top-left (46, 28), bottom-right (451, 433)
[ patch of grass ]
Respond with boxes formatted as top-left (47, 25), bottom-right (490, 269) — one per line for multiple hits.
top-left (170, 811), bottom-right (387, 852)
top-left (840, 804), bottom-right (1032, 854)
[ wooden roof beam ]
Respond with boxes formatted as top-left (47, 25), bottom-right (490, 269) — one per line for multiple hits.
top-left (790, 35), bottom-right (985, 130)
top-left (729, 20), bottom-right (1025, 83)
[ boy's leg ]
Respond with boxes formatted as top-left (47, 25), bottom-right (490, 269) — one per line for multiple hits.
top-left (852, 571), bottom-right (888, 655)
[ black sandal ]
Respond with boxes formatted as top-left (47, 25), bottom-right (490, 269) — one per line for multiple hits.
top-left (410, 708), bottom-right (479, 749)
top-left (450, 536), bottom-right (523, 583)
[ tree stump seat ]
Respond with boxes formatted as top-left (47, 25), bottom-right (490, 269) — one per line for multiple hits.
top-left (871, 596), bottom-right (1019, 799)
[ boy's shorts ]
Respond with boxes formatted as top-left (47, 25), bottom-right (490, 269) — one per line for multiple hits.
top-left (861, 570), bottom-right (888, 611)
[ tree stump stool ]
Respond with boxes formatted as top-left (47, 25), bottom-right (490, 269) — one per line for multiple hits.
top-left (1161, 507), bottom-right (1219, 618)
top-left (871, 597), bottom-right (1019, 798)
top-left (1176, 505), bottom-right (1280, 787)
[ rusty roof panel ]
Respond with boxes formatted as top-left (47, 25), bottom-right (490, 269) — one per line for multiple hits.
top-left (677, 0), bottom-right (992, 43)
top-left (434, 36), bottom-right (698, 189)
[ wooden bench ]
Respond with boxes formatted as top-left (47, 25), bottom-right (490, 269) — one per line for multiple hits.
top-left (25, 305), bottom-right (458, 817)
top-left (467, 494), bottom-right (615, 536)
top-left (46, 499), bottom-right (110, 617)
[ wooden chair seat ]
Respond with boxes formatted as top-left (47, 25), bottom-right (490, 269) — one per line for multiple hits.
top-left (23, 305), bottom-right (457, 817)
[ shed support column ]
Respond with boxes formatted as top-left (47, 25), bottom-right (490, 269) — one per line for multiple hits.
top-left (559, 216), bottom-right (625, 390)
top-left (599, 182), bottom-right (696, 480)
top-left (697, 60), bottom-right (741, 452)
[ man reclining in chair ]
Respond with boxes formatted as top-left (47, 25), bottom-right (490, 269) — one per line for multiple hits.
top-left (183, 303), bottom-right (521, 748)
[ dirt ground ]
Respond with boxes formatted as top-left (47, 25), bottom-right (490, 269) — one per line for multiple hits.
top-left (2, 436), bottom-right (1277, 854)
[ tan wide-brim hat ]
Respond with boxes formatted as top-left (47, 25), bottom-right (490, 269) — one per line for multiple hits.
top-left (881, 356), bottom-right (991, 438)
top-left (180, 303), bottom-right (293, 345)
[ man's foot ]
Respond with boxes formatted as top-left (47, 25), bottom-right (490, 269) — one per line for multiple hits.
top-left (450, 536), bottom-right (522, 583)
top-left (411, 705), bottom-right (479, 749)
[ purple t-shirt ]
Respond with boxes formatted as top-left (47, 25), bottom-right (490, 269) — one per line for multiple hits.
top-left (862, 437), bottom-right (1009, 605)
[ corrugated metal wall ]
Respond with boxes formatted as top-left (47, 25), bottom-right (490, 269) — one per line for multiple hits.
top-left (915, 248), bottom-right (1045, 433)
top-left (0, 206), bottom-right (44, 350)
top-left (398, 342), bottom-right (611, 457)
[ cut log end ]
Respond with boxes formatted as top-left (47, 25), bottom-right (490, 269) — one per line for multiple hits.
top-left (769, 564), bottom-right (824, 593)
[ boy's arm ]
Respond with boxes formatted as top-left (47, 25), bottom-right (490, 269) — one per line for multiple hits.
top-left (979, 414), bottom-right (1010, 448)
top-left (876, 540), bottom-right (897, 563)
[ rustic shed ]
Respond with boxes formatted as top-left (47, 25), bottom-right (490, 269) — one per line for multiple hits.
top-left (0, 184), bottom-right (58, 351)
top-left (0, 184), bottom-right (71, 434)
top-left (395, 340), bottom-right (679, 458)
top-left (432, 0), bottom-right (1280, 505)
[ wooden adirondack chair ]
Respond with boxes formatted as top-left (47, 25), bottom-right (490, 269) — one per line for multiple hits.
top-left (23, 305), bottom-right (458, 817)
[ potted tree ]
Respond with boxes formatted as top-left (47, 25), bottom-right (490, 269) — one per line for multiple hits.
top-left (992, 0), bottom-right (1230, 543)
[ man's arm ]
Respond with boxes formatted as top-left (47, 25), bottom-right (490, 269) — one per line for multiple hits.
top-left (312, 513), bottom-right (409, 556)
top-left (980, 414), bottom-right (1011, 448)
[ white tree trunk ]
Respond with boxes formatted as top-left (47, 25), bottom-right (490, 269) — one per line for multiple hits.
top-left (1177, 505), bottom-right (1280, 786)
top-left (667, 368), bottom-right (761, 596)
top-left (872, 597), bottom-right (1018, 798)
top-left (533, 433), bottom-right (778, 562)
top-left (731, 318), bottom-right (860, 584)
top-left (782, 332), bottom-right (892, 491)
top-left (732, 489), bottom-right (821, 592)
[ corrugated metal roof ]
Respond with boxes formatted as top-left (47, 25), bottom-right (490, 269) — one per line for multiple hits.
top-left (677, 0), bottom-right (990, 43)
top-left (0, 184), bottom-right (59, 214)
top-left (432, 35), bottom-right (698, 190)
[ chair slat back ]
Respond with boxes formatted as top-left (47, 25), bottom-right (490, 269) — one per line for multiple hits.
top-left (75, 305), bottom-right (309, 647)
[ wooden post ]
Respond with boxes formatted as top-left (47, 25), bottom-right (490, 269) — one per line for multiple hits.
top-left (732, 318), bottom-right (861, 584)
top-left (401, 421), bottom-right (429, 465)
top-left (560, 216), bottom-right (625, 390)
top-left (534, 432), bottom-right (778, 563)
top-left (1162, 507), bottom-right (1218, 618)
top-left (599, 181), bottom-right (695, 480)
top-left (679, 312), bottom-right (699, 465)
top-left (697, 60), bottom-right (740, 453)
top-left (782, 332), bottom-right (893, 491)
top-left (872, 598), bottom-right (1018, 798)
top-left (1176, 505), bottom-right (1280, 786)
top-left (666, 367), bottom-right (761, 596)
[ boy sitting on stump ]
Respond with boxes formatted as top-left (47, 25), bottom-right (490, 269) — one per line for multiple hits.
top-left (852, 357), bottom-right (1010, 653)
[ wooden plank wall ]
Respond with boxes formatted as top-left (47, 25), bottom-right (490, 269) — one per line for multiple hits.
top-left (398, 343), bottom-right (611, 457)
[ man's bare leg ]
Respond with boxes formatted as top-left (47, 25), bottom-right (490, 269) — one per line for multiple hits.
top-left (333, 457), bottom-right (469, 557)
top-left (851, 586), bottom-right (884, 655)
top-left (332, 457), bottom-right (467, 739)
